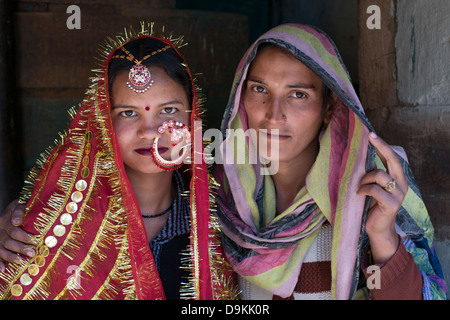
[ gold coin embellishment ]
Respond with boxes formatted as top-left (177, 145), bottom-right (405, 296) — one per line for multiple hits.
top-left (44, 235), bottom-right (57, 248)
top-left (35, 255), bottom-right (45, 267)
top-left (60, 213), bottom-right (73, 226)
top-left (28, 264), bottom-right (39, 276)
top-left (81, 167), bottom-right (90, 179)
top-left (39, 246), bottom-right (50, 258)
top-left (75, 180), bottom-right (87, 191)
top-left (71, 191), bottom-right (83, 203)
top-left (66, 202), bottom-right (78, 214)
top-left (11, 284), bottom-right (23, 297)
top-left (82, 155), bottom-right (89, 167)
top-left (53, 225), bottom-right (66, 237)
top-left (20, 273), bottom-right (32, 286)
top-left (85, 131), bottom-right (93, 141)
top-left (39, 245), bottom-right (49, 257)
top-left (85, 142), bottom-right (91, 155)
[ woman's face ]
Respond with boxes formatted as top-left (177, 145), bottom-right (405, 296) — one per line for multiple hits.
top-left (243, 46), bottom-right (327, 165)
top-left (110, 66), bottom-right (190, 175)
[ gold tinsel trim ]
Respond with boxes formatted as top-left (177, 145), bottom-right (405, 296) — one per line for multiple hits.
top-left (54, 198), bottom-right (132, 300)
top-left (179, 170), bottom-right (240, 300)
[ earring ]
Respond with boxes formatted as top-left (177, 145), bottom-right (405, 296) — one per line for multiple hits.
top-left (151, 120), bottom-right (191, 171)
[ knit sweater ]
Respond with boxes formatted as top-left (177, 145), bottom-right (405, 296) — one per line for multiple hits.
top-left (238, 223), bottom-right (423, 300)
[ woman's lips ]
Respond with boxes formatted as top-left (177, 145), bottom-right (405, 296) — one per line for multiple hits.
top-left (260, 130), bottom-right (290, 141)
top-left (135, 147), bottom-right (168, 156)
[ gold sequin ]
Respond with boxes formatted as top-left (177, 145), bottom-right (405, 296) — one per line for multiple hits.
top-left (53, 225), bottom-right (66, 237)
top-left (11, 284), bottom-right (22, 297)
top-left (82, 155), bottom-right (89, 167)
top-left (66, 202), bottom-right (78, 214)
top-left (85, 143), bottom-right (91, 155)
top-left (28, 264), bottom-right (39, 276)
top-left (20, 273), bottom-right (32, 286)
top-left (39, 245), bottom-right (49, 257)
top-left (81, 167), bottom-right (90, 179)
top-left (75, 179), bottom-right (88, 191)
top-left (44, 235), bottom-right (57, 248)
top-left (85, 131), bottom-right (93, 141)
top-left (35, 255), bottom-right (45, 267)
top-left (71, 191), bottom-right (83, 203)
top-left (60, 213), bottom-right (73, 225)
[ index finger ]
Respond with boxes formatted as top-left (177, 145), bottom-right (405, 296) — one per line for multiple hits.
top-left (9, 226), bottom-right (37, 246)
top-left (11, 202), bottom-right (26, 227)
top-left (1, 199), bottom-right (19, 217)
top-left (368, 132), bottom-right (407, 187)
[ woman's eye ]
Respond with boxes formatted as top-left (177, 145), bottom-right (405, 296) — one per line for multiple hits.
top-left (291, 91), bottom-right (306, 99)
top-left (252, 86), bottom-right (266, 93)
top-left (161, 107), bottom-right (177, 115)
top-left (120, 110), bottom-right (137, 118)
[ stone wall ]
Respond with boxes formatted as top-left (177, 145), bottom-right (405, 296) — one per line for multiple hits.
top-left (359, 0), bottom-right (450, 297)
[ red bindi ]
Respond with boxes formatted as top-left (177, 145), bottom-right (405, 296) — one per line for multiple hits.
top-left (145, 106), bottom-right (150, 111)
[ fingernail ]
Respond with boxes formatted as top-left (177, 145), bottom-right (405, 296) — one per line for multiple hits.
top-left (12, 219), bottom-right (22, 226)
top-left (369, 132), bottom-right (378, 139)
top-left (25, 248), bottom-right (35, 258)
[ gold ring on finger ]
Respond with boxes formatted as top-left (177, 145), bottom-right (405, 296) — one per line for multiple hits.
top-left (383, 179), bottom-right (396, 193)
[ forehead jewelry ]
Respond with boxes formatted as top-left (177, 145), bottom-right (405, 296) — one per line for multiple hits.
top-left (151, 120), bottom-right (191, 171)
top-left (111, 44), bottom-right (171, 93)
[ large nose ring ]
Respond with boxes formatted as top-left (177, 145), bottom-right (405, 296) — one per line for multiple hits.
top-left (151, 120), bottom-right (191, 171)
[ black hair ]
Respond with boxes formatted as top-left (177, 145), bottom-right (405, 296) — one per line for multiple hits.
top-left (108, 37), bottom-right (193, 105)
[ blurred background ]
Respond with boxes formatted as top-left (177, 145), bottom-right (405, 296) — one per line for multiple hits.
top-left (0, 0), bottom-right (448, 297)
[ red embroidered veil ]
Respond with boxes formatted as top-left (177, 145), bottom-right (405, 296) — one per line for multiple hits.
top-left (0, 22), bottom-right (235, 300)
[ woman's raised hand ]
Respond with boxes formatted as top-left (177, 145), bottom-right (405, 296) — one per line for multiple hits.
top-left (357, 132), bottom-right (408, 264)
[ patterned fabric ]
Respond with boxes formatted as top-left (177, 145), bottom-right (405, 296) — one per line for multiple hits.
top-left (150, 170), bottom-right (190, 270)
top-left (216, 24), bottom-right (446, 300)
top-left (238, 223), bottom-right (333, 300)
top-left (291, 222), bottom-right (333, 299)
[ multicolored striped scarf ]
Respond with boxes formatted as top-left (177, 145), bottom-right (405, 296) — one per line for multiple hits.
top-left (216, 24), bottom-right (446, 300)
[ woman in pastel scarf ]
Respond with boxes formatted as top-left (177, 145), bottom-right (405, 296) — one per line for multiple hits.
top-left (0, 23), bottom-right (233, 300)
top-left (215, 24), bottom-right (446, 300)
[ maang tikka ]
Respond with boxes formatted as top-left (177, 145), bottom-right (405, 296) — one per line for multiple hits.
top-left (112, 44), bottom-right (171, 93)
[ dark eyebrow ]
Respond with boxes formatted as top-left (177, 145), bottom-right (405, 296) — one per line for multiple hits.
top-left (246, 78), bottom-right (266, 85)
top-left (158, 99), bottom-right (185, 108)
top-left (287, 83), bottom-right (316, 90)
top-left (247, 78), bottom-right (316, 90)
top-left (111, 104), bottom-right (138, 110)
top-left (111, 100), bottom-right (185, 110)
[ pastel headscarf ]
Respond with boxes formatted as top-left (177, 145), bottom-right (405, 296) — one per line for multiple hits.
top-left (216, 24), bottom-right (446, 300)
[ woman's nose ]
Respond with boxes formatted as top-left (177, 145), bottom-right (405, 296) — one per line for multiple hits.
top-left (137, 118), bottom-right (160, 140)
top-left (265, 97), bottom-right (286, 124)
